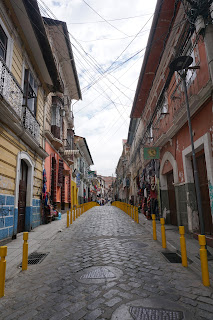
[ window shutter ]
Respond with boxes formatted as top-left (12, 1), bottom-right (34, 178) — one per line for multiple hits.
top-left (58, 159), bottom-right (64, 186)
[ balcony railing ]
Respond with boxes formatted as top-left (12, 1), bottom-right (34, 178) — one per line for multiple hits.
top-left (0, 57), bottom-right (23, 118)
top-left (0, 57), bottom-right (40, 144)
top-left (23, 106), bottom-right (40, 143)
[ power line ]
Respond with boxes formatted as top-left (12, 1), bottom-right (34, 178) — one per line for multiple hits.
top-left (67, 12), bottom-right (153, 24)
top-left (81, 0), bottom-right (130, 37)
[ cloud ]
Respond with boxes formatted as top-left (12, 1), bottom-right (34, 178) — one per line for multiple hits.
top-left (39, 0), bottom-right (157, 175)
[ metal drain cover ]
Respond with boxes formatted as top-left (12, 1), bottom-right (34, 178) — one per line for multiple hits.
top-left (111, 298), bottom-right (194, 320)
top-left (19, 252), bottom-right (48, 267)
top-left (80, 267), bottom-right (115, 279)
top-left (161, 252), bottom-right (182, 263)
top-left (76, 266), bottom-right (123, 284)
top-left (129, 306), bottom-right (184, 320)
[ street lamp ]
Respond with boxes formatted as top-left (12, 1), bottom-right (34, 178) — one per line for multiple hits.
top-left (169, 56), bottom-right (205, 235)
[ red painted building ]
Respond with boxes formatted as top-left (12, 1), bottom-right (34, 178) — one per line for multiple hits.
top-left (128, 0), bottom-right (213, 237)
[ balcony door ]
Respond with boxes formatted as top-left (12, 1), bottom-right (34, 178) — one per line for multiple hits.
top-left (18, 160), bottom-right (28, 233)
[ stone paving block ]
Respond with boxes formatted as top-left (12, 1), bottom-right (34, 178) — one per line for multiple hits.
top-left (104, 297), bottom-right (122, 307)
top-left (103, 289), bottom-right (120, 299)
top-left (69, 308), bottom-right (87, 320)
top-left (196, 309), bottom-right (213, 320)
top-left (84, 308), bottom-right (103, 320)
top-left (17, 309), bottom-right (38, 320)
top-left (69, 301), bottom-right (87, 314)
top-left (87, 298), bottom-right (105, 310)
top-left (128, 281), bottom-right (141, 288)
top-left (49, 309), bottom-right (70, 320)
top-left (180, 297), bottom-right (198, 307)
top-left (118, 292), bottom-right (134, 300)
top-left (2, 308), bottom-right (26, 320)
top-left (197, 302), bottom-right (213, 313)
top-left (197, 296), bottom-right (213, 305)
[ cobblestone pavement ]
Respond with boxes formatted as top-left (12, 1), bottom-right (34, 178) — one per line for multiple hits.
top-left (1, 206), bottom-right (213, 319)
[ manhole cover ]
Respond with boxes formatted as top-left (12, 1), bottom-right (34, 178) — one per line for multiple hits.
top-left (19, 252), bottom-right (48, 267)
top-left (111, 298), bottom-right (195, 320)
top-left (76, 266), bottom-right (123, 284)
top-left (80, 267), bottom-right (115, 279)
top-left (129, 306), bottom-right (184, 320)
top-left (161, 252), bottom-right (182, 263)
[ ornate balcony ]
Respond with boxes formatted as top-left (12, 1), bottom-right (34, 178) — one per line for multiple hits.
top-left (23, 106), bottom-right (40, 143)
top-left (0, 57), bottom-right (41, 145)
top-left (0, 57), bottom-right (23, 119)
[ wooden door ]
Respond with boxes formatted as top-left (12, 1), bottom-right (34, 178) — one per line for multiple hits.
top-left (196, 152), bottom-right (213, 235)
top-left (167, 171), bottom-right (177, 226)
top-left (18, 160), bottom-right (28, 233)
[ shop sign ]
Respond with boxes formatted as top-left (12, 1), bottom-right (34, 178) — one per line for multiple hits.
top-left (144, 147), bottom-right (160, 160)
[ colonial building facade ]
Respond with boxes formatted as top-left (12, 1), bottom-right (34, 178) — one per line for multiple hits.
top-left (124, 0), bottom-right (213, 235)
top-left (0, 0), bottom-right (62, 239)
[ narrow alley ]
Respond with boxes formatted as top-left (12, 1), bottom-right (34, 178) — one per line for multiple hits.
top-left (1, 206), bottom-right (213, 320)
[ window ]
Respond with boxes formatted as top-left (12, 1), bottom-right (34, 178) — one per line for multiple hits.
top-left (185, 44), bottom-right (196, 84)
top-left (0, 25), bottom-right (7, 61)
top-left (51, 105), bottom-right (60, 127)
top-left (23, 69), bottom-right (37, 115)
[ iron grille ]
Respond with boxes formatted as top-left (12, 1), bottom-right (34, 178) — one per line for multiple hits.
top-left (161, 252), bottom-right (182, 263)
top-left (19, 252), bottom-right (48, 267)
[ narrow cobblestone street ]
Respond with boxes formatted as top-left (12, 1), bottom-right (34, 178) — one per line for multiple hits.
top-left (1, 206), bottom-right (213, 320)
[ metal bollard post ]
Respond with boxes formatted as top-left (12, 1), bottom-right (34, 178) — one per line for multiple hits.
top-left (22, 232), bottom-right (28, 271)
top-left (152, 214), bottom-right (157, 240)
top-left (179, 226), bottom-right (188, 267)
top-left (73, 206), bottom-right (76, 221)
top-left (198, 235), bottom-right (210, 286)
top-left (67, 210), bottom-right (69, 228)
top-left (160, 218), bottom-right (166, 249)
top-left (70, 209), bottom-right (73, 225)
top-left (134, 206), bottom-right (137, 222)
top-left (0, 246), bottom-right (7, 298)
top-left (136, 207), bottom-right (139, 224)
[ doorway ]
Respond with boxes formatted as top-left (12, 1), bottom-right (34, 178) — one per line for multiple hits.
top-left (18, 160), bottom-right (28, 233)
top-left (195, 151), bottom-right (213, 235)
top-left (167, 170), bottom-right (177, 226)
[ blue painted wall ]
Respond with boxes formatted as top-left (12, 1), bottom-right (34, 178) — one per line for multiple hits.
top-left (0, 194), bottom-right (41, 241)
top-left (0, 194), bottom-right (15, 241)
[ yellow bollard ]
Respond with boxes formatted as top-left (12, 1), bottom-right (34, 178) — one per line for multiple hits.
top-left (198, 235), bottom-right (210, 286)
top-left (160, 218), bottom-right (166, 249)
top-left (134, 206), bottom-right (137, 222)
top-left (70, 209), bottom-right (72, 225)
top-left (73, 206), bottom-right (76, 221)
top-left (22, 232), bottom-right (28, 271)
top-left (152, 214), bottom-right (157, 240)
top-left (137, 207), bottom-right (139, 224)
top-left (67, 210), bottom-right (69, 228)
top-left (0, 246), bottom-right (7, 298)
top-left (179, 226), bottom-right (188, 267)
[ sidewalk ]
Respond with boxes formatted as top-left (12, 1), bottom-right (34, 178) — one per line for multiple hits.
top-left (138, 212), bottom-right (213, 280)
top-left (1, 213), bottom-right (67, 282)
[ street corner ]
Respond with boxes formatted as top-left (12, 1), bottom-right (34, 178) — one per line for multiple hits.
top-left (111, 297), bottom-right (196, 320)
top-left (75, 266), bottom-right (123, 284)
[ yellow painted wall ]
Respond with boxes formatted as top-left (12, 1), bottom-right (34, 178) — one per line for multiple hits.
top-left (0, 128), bottom-right (42, 199)
top-left (11, 41), bottom-right (23, 86)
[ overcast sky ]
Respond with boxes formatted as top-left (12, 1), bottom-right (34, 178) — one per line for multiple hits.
top-left (38, 0), bottom-right (157, 176)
